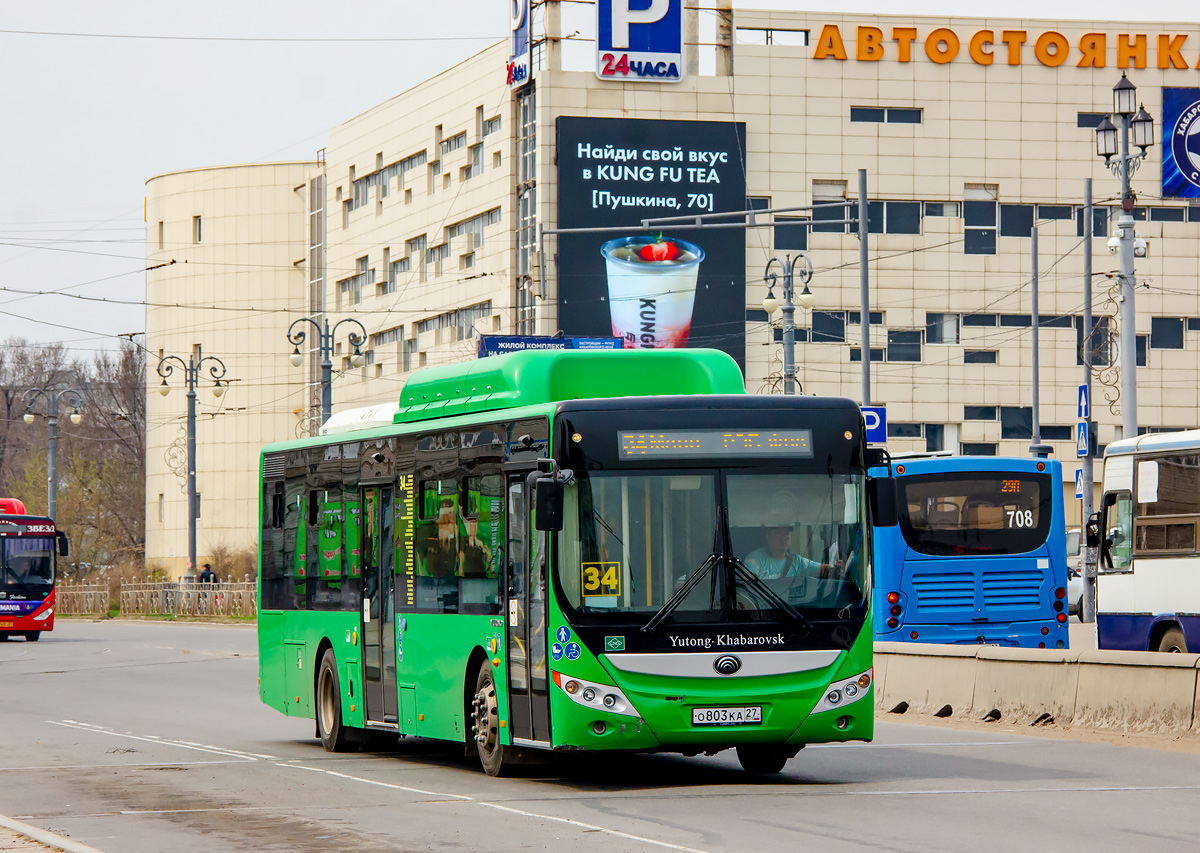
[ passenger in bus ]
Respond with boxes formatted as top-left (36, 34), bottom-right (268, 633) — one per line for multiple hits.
top-left (743, 523), bottom-right (840, 581)
top-left (458, 514), bottom-right (492, 578)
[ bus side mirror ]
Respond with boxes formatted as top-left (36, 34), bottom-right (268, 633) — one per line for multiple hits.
top-left (868, 477), bottom-right (898, 527)
top-left (534, 478), bottom-right (564, 532)
top-left (57, 531), bottom-right (69, 557)
top-left (1085, 513), bottom-right (1101, 549)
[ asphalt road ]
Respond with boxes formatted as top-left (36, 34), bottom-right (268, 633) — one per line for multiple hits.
top-left (1, 621), bottom-right (1197, 853)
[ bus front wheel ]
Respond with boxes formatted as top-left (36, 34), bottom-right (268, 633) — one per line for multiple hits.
top-left (317, 649), bottom-right (352, 752)
top-left (472, 665), bottom-right (509, 776)
top-left (1158, 627), bottom-right (1188, 653)
top-left (24, 632), bottom-right (40, 642)
top-left (736, 744), bottom-right (795, 775)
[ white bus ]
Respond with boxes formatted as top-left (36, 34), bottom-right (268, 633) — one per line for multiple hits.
top-left (1096, 430), bottom-right (1200, 653)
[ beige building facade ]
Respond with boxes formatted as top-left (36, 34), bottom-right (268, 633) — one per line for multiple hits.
top-left (144, 8), bottom-right (1200, 571)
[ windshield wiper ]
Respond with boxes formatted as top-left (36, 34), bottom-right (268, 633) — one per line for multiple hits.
top-left (728, 556), bottom-right (813, 636)
top-left (642, 552), bottom-right (720, 634)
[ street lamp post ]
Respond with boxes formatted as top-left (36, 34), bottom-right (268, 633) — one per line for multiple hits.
top-left (286, 316), bottom-right (367, 425)
top-left (21, 387), bottom-right (85, 522)
top-left (157, 348), bottom-right (229, 578)
top-left (762, 253), bottom-right (814, 395)
top-left (1095, 73), bottom-right (1155, 439)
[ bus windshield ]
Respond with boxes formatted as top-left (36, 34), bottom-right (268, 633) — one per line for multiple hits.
top-left (1, 536), bottom-right (55, 591)
top-left (899, 472), bottom-right (1052, 556)
top-left (558, 469), bottom-right (868, 624)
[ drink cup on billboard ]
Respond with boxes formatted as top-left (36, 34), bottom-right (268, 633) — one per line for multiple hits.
top-left (600, 236), bottom-right (705, 349)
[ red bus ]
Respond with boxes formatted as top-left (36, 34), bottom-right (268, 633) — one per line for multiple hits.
top-left (0, 506), bottom-right (68, 642)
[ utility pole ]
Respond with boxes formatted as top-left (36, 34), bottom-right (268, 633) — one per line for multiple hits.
top-left (22, 387), bottom-right (85, 522)
top-left (1081, 180), bottom-right (1098, 623)
top-left (287, 316), bottom-right (367, 425)
top-left (858, 169), bottom-right (870, 406)
top-left (1029, 226), bottom-right (1050, 458)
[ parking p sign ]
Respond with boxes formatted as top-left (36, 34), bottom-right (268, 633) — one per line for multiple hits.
top-left (863, 406), bottom-right (887, 444)
top-left (596, 0), bottom-right (684, 82)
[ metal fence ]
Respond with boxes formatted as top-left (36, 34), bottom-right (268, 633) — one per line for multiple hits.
top-left (57, 581), bottom-right (256, 618)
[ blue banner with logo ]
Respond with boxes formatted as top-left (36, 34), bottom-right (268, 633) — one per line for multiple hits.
top-left (477, 335), bottom-right (623, 358)
top-left (1162, 87), bottom-right (1200, 198)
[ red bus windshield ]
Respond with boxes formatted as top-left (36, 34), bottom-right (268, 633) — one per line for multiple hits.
top-left (1, 536), bottom-right (56, 589)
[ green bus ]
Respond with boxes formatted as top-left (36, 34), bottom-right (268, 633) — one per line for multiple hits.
top-left (258, 348), bottom-right (896, 775)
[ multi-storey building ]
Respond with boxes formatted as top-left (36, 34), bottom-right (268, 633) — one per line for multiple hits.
top-left (145, 8), bottom-right (1200, 574)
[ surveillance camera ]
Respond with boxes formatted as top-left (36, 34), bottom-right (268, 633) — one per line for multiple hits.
top-left (1133, 236), bottom-right (1148, 258)
top-left (1107, 236), bottom-right (1121, 253)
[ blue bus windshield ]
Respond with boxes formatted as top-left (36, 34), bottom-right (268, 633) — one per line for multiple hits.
top-left (899, 472), bottom-right (1052, 556)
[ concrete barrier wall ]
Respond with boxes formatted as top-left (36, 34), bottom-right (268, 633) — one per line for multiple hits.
top-left (876, 642), bottom-right (1200, 735)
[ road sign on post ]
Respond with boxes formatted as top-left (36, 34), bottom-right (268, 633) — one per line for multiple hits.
top-left (1075, 468), bottom-right (1085, 499)
top-left (1076, 421), bottom-right (1090, 458)
top-left (863, 406), bottom-right (887, 444)
top-left (1078, 384), bottom-right (1090, 420)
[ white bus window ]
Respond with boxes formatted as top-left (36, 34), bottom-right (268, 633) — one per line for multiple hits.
top-left (1104, 491), bottom-right (1133, 571)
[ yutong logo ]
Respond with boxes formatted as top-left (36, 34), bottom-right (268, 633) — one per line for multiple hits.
top-left (713, 654), bottom-right (741, 675)
top-left (668, 633), bottom-right (786, 649)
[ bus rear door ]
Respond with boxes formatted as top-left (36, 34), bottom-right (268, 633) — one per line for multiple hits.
top-left (361, 485), bottom-right (398, 725)
top-left (504, 470), bottom-right (550, 746)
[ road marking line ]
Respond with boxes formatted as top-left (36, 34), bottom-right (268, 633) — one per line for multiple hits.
top-left (0, 813), bottom-right (106, 853)
top-left (48, 721), bottom-right (272, 760)
top-left (0, 760), bottom-right (250, 772)
top-left (809, 741), bottom-right (1024, 749)
top-left (843, 784), bottom-right (1200, 796)
top-left (277, 762), bottom-right (706, 850)
top-left (277, 763), bottom-right (475, 801)
top-left (477, 802), bottom-right (709, 852)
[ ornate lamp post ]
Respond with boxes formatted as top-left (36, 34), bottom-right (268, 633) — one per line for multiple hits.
top-left (157, 348), bottom-right (229, 577)
top-left (21, 387), bottom-right (85, 522)
top-left (1095, 73), bottom-right (1156, 439)
top-left (286, 316), bottom-right (367, 425)
top-left (762, 253), bottom-right (814, 396)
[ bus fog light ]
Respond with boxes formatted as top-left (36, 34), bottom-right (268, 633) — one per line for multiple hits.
top-left (565, 680), bottom-right (580, 695)
top-left (593, 721), bottom-right (606, 735)
top-left (582, 687), bottom-right (596, 702)
top-left (603, 694), bottom-right (617, 708)
top-left (836, 716), bottom-right (851, 730)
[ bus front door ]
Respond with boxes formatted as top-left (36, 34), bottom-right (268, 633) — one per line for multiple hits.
top-left (505, 473), bottom-right (550, 746)
top-left (361, 485), bottom-right (398, 726)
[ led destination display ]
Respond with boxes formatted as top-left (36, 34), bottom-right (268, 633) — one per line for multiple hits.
top-left (618, 430), bottom-right (813, 459)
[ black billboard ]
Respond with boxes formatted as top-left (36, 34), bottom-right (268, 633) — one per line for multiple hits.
top-left (555, 116), bottom-right (747, 370)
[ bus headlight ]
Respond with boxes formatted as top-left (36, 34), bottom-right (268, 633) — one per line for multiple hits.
top-left (33, 607), bottom-right (52, 621)
top-left (814, 668), bottom-right (873, 714)
top-left (551, 671), bottom-right (639, 718)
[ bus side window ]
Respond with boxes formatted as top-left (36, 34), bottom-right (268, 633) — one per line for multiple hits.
top-left (1102, 490), bottom-right (1133, 571)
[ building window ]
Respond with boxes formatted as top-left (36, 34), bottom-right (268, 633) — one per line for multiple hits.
top-left (1188, 318), bottom-right (1200, 332)
top-left (964, 406), bottom-right (997, 420)
top-left (999, 204), bottom-right (1034, 237)
top-left (192, 215), bottom-right (202, 244)
top-left (925, 424), bottom-right (945, 452)
top-left (1043, 426), bottom-right (1073, 441)
top-left (1076, 316), bottom-right (1111, 366)
top-left (196, 493), bottom-right (202, 519)
top-left (866, 201), bottom-right (922, 235)
top-left (1040, 315), bottom-right (1073, 329)
top-left (734, 27), bottom-right (809, 46)
top-left (402, 338), bottom-right (416, 372)
top-left (1077, 206), bottom-right (1108, 238)
top-left (774, 216), bottom-right (809, 251)
top-left (887, 423), bottom-right (923, 438)
top-left (157, 221), bottom-right (164, 250)
top-left (849, 348), bottom-right (884, 362)
top-left (812, 180), bottom-right (848, 233)
top-left (924, 202), bottom-right (960, 217)
top-left (963, 201), bottom-right (997, 254)
top-left (812, 310), bottom-right (845, 343)
top-left (887, 330), bottom-right (921, 362)
top-left (1151, 317), bottom-right (1184, 349)
top-left (964, 350), bottom-right (997, 364)
top-left (483, 115), bottom-right (502, 136)
top-left (961, 443), bottom-right (998, 456)
top-left (1150, 207), bottom-right (1186, 223)
top-left (926, 313), bottom-right (959, 344)
top-left (1000, 314), bottom-right (1031, 327)
top-left (1000, 407), bottom-right (1033, 440)
top-left (1190, 206), bottom-right (1200, 223)
top-left (962, 313), bottom-right (997, 327)
top-left (1077, 112), bottom-right (1108, 128)
top-left (1137, 334), bottom-right (1148, 367)
top-left (407, 235), bottom-right (427, 283)
top-left (1037, 204), bottom-right (1073, 221)
top-left (464, 144), bottom-right (483, 179)
top-left (440, 131), bottom-right (467, 156)
top-left (850, 106), bottom-right (922, 124)
top-left (516, 85), bottom-right (537, 334)
top-left (427, 160), bottom-right (440, 195)
top-left (158, 493), bottom-right (164, 523)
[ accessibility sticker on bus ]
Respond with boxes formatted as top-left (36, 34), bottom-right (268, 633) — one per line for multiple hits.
top-left (582, 561), bottom-right (622, 597)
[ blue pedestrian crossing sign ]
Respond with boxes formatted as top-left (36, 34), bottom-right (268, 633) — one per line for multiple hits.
top-left (1075, 469), bottom-right (1084, 499)
top-left (1078, 384), bottom-right (1090, 420)
top-left (1076, 421), bottom-right (1089, 458)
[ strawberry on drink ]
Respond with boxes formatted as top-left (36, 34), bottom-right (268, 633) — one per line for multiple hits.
top-left (638, 234), bottom-right (681, 262)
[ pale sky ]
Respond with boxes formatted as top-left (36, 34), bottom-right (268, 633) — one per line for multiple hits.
top-left (1, 0), bottom-right (1196, 357)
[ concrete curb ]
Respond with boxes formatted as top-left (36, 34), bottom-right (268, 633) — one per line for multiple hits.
top-left (0, 814), bottom-right (106, 853)
top-left (876, 644), bottom-right (1200, 735)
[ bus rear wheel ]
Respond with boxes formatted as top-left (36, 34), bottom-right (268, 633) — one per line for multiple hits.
top-left (317, 649), bottom-right (351, 752)
top-left (24, 632), bottom-right (40, 642)
top-left (1158, 627), bottom-right (1188, 653)
top-left (472, 664), bottom-right (508, 776)
top-left (736, 744), bottom-right (794, 775)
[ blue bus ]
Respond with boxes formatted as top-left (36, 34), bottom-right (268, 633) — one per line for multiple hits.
top-left (871, 455), bottom-right (1069, 648)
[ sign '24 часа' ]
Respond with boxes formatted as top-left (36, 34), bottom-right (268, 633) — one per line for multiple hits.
top-left (812, 24), bottom-right (1200, 69)
top-left (596, 0), bottom-right (684, 82)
